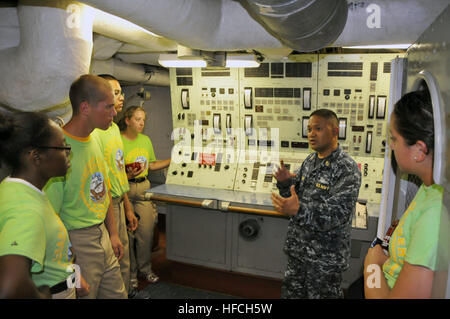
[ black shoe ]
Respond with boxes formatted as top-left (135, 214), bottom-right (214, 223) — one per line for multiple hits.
top-left (133, 289), bottom-right (152, 299)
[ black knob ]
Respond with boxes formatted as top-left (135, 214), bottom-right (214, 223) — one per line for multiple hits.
top-left (239, 219), bottom-right (260, 241)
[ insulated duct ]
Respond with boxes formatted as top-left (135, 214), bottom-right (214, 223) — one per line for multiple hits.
top-left (92, 8), bottom-right (177, 52)
top-left (334, 0), bottom-right (450, 47)
top-left (93, 34), bottom-right (123, 60)
top-left (90, 58), bottom-right (170, 86)
top-left (78, 0), bottom-right (285, 51)
top-left (238, 0), bottom-right (348, 52)
top-left (115, 53), bottom-right (161, 66)
top-left (0, 1), bottom-right (95, 115)
top-left (79, 0), bottom-right (450, 53)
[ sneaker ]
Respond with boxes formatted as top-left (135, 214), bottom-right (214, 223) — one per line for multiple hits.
top-left (134, 289), bottom-right (151, 299)
top-left (145, 272), bottom-right (159, 283)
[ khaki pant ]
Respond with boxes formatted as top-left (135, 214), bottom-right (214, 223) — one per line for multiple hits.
top-left (52, 287), bottom-right (76, 299)
top-left (112, 196), bottom-right (131, 292)
top-left (127, 179), bottom-right (157, 280)
top-left (68, 223), bottom-right (127, 299)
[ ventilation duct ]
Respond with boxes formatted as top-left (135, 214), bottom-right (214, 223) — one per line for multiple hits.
top-left (78, 0), bottom-right (450, 53)
top-left (92, 8), bottom-right (177, 52)
top-left (238, 0), bottom-right (348, 52)
top-left (90, 58), bottom-right (169, 86)
top-left (77, 0), bottom-right (285, 51)
top-left (0, 1), bottom-right (94, 116)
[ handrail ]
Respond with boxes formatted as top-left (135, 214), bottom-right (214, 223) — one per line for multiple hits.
top-left (226, 205), bottom-right (287, 218)
top-left (147, 194), bottom-right (204, 208)
top-left (146, 193), bottom-right (287, 218)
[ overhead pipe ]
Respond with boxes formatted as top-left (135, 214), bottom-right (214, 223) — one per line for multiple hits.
top-left (238, 0), bottom-right (348, 52)
top-left (117, 43), bottom-right (166, 54)
top-left (334, 0), bottom-right (450, 47)
top-left (78, 0), bottom-right (285, 51)
top-left (92, 34), bottom-right (123, 60)
top-left (115, 52), bottom-right (162, 66)
top-left (0, 7), bottom-right (20, 51)
top-left (92, 8), bottom-right (178, 52)
top-left (90, 58), bottom-right (170, 86)
top-left (0, 1), bottom-right (174, 117)
top-left (80, 0), bottom-right (449, 53)
top-left (0, 0), bottom-right (95, 115)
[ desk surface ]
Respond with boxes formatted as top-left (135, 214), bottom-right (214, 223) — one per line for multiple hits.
top-left (147, 184), bottom-right (274, 207)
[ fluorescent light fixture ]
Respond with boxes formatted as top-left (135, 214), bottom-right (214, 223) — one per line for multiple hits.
top-left (343, 44), bottom-right (411, 49)
top-left (226, 54), bottom-right (260, 68)
top-left (158, 54), bottom-right (206, 68)
top-left (158, 53), bottom-right (260, 68)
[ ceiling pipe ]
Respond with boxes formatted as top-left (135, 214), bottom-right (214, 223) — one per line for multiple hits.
top-left (334, 0), bottom-right (450, 47)
top-left (238, 0), bottom-right (348, 52)
top-left (92, 8), bottom-right (178, 52)
top-left (0, 7), bottom-right (20, 51)
top-left (116, 43), bottom-right (164, 54)
top-left (0, 0), bottom-right (95, 114)
top-left (90, 58), bottom-right (170, 86)
top-left (115, 52), bottom-right (162, 66)
top-left (93, 34), bottom-right (123, 60)
top-left (79, 0), bottom-right (449, 54)
top-left (78, 0), bottom-right (285, 51)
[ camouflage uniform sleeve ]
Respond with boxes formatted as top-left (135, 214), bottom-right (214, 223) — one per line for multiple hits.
top-left (276, 177), bottom-right (294, 197)
top-left (297, 164), bottom-right (361, 232)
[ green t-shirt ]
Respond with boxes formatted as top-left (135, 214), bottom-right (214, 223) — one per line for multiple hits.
top-left (383, 183), bottom-right (443, 289)
top-left (121, 133), bottom-right (156, 179)
top-left (92, 123), bottom-right (129, 198)
top-left (44, 130), bottom-right (111, 231)
top-left (0, 178), bottom-right (73, 287)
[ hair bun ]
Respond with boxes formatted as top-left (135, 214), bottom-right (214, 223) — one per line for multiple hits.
top-left (0, 113), bottom-right (16, 142)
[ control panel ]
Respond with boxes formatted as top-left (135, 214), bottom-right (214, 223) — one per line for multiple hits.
top-left (234, 151), bottom-right (307, 193)
top-left (317, 54), bottom-right (398, 158)
top-left (166, 53), bottom-right (403, 203)
top-left (168, 67), bottom-right (241, 190)
top-left (238, 54), bottom-right (318, 154)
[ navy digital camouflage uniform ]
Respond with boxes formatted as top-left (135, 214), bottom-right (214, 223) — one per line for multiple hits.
top-left (277, 145), bottom-right (361, 299)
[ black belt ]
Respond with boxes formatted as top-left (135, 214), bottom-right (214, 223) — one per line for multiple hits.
top-left (128, 177), bottom-right (147, 183)
top-left (112, 196), bottom-right (124, 204)
top-left (50, 280), bottom-right (69, 294)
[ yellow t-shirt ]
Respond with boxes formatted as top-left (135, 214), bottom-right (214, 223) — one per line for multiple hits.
top-left (0, 178), bottom-right (73, 287)
top-left (382, 184), bottom-right (443, 288)
top-left (121, 133), bottom-right (156, 179)
top-left (92, 123), bottom-right (129, 198)
top-left (44, 130), bottom-right (111, 231)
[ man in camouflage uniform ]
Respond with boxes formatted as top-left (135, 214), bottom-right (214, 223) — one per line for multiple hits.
top-left (272, 109), bottom-right (361, 299)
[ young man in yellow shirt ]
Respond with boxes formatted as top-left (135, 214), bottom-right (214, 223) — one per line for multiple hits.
top-left (93, 74), bottom-right (138, 295)
top-left (44, 74), bottom-right (127, 299)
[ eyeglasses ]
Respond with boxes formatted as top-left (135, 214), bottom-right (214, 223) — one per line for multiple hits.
top-left (36, 145), bottom-right (72, 153)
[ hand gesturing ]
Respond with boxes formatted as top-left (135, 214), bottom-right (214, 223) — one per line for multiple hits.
top-left (271, 185), bottom-right (300, 216)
